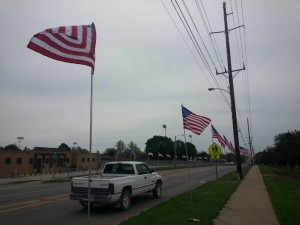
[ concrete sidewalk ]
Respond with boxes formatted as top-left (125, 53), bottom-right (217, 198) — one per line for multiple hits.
top-left (214, 165), bottom-right (279, 225)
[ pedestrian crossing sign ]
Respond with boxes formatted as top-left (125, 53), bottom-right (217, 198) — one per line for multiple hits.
top-left (208, 142), bottom-right (222, 159)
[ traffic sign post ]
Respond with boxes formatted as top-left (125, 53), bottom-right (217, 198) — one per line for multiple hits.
top-left (208, 143), bottom-right (222, 181)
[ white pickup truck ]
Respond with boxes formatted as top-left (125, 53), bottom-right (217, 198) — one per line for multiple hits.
top-left (70, 161), bottom-right (162, 210)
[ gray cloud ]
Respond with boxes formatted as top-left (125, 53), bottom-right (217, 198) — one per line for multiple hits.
top-left (1, 0), bottom-right (299, 153)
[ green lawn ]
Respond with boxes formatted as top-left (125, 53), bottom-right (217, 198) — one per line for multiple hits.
top-left (260, 165), bottom-right (300, 225)
top-left (120, 166), bottom-right (251, 225)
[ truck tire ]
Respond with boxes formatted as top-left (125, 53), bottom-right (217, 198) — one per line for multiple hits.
top-left (152, 181), bottom-right (162, 199)
top-left (119, 189), bottom-right (131, 211)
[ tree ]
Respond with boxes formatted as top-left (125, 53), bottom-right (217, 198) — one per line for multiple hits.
top-left (185, 142), bottom-right (197, 159)
top-left (274, 130), bottom-right (300, 170)
top-left (104, 148), bottom-right (117, 157)
top-left (145, 135), bottom-right (174, 159)
top-left (225, 153), bottom-right (235, 163)
top-left (174, 140), bottom-right (186, 159)
top-left (115, 140), bottom-right (126, 159)
top-left (58, 143), bottom-right (71, 151)
top-left (198, 151), bottom-right (209, 161)
top-left (4, 144), bottom-right (20, 151)
top-left (123, 141), bottom-right (142, 160)
top-left (255, 130), bottom-right (300, 169)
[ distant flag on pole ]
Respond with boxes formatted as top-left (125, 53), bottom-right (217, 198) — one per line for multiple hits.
top-left (181, 105), bottom-right (211, 135)
top-left (223, 135), bottom-right (230, 148)
top-left (148, 152), bottom-right (153, 157)
top-left (211, 125), bottom-right (226, 148)
top-left (240, 147), bottom-right (251, 158)
top-left (27, 23), bottom-right (96, 74)
top-left (223, 135), bottom-right (234, 153)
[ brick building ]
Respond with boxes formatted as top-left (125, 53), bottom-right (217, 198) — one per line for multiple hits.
top-left (0, 147), bottom-right (102, 178)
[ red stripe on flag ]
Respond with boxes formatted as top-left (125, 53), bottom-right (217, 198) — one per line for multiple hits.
top-left (27, 23), bottom-right (96, 74)
top-left (31, 33), bottom-right (93, 58)
top-left (27, 42), bottom-right (94, 69)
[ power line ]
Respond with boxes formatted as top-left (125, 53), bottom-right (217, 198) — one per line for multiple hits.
top-left (160, 0), bottom-right (252, 149)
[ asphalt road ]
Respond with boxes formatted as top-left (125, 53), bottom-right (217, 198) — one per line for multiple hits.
top-left (0, 165), bottom-right (235, 225)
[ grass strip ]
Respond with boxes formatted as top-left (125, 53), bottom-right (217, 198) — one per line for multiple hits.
top-left (260, 166), bottom-right (300, 225)
top-left (121, 166), bottom-right (251, 225)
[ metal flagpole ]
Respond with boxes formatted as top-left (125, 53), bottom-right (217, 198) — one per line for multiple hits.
top-left (211, 126), bottom-right (219, 181)
top-left (87, 74), bottom-right (93, 225)
top-left (183, 128), bottom-right (193, 207)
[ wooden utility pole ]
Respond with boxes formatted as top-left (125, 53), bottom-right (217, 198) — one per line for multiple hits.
top-left (223, 2), bottom-right (244, 180)
top-left (209, 2), bottom-right (246, 179)
top-left (247, 118), bottom-right (254, 165)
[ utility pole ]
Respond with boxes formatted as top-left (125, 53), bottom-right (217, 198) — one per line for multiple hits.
top-left (210, 2), bottom-right (245, 179)
top-left (247, 118), bottom-right (254, 165)
top-left (223, 2), bottom-right (243, 180)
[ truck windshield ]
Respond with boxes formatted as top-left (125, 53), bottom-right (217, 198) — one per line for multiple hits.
top-left (103, 163), bottom-right (135, 174)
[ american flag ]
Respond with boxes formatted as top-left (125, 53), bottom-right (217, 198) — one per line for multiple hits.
top-left (181, 105), bottom-right (211, 135)
top-left (27, 23), bottom-right (96, 74)
top-left (240, 147), bottom-right (251, 158)
top-left (211, 125), bottom-right (225, 148)
top-left (223, 135), bottom-right (234, 153)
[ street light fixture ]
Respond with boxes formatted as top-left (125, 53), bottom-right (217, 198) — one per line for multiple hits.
top-left (188, 135), bottom-right (192, 144)
top-left (208, 86), bottom-right (243, 180)
top-left (162, 124), bottom-right (167, 137)
top-left (208, 87), bottom-right (229, 93)
top-left (17, 137), bottom-right (24, 149)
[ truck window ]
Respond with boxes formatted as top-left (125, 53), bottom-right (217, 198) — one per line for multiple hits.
top-left (103, 163), bottom-right (134, 174)
top-left (103, 164), bottom-right (114, 173)
top-left (136, 164), bottom-right (151, 174)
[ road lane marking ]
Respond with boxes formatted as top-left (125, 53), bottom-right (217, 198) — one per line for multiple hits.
top-left (42, 193), bottom-right (69, 200)
top-left (0, 200), bottom-right (52, 214)
top-left (0, 200), bottom-right (40, 209)
top-left (0, 194), bottom-right (69, 214)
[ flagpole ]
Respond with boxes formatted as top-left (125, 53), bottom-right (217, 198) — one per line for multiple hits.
top-left (183, 128), bottom-right (193, 207)
top-left (211, 125), bottom-right (219, 181)
top-left (87, 73), bottom-right (93, 225)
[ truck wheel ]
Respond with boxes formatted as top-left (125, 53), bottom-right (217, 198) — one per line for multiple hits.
top-left (119, 189), bottom-right (131, 211)
top-left (153, 181), bottom-right (162, 199)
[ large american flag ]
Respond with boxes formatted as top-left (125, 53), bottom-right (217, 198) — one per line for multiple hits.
top-left (211, 125), bottom-right (225, 148)
top-left (27, 23), bottom-right (96, 74)
top-left (181, 105), bottom-right (211, 135)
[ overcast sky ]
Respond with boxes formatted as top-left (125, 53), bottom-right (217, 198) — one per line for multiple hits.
top-left (0, 0), bottom-right (299, 154)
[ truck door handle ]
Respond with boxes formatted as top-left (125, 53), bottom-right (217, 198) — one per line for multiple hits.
top-left (144, 177), bottom-right (147, 179)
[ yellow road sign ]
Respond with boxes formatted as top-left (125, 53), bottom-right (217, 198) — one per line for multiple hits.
top-left (208, 142), bottom-right (222, 159)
